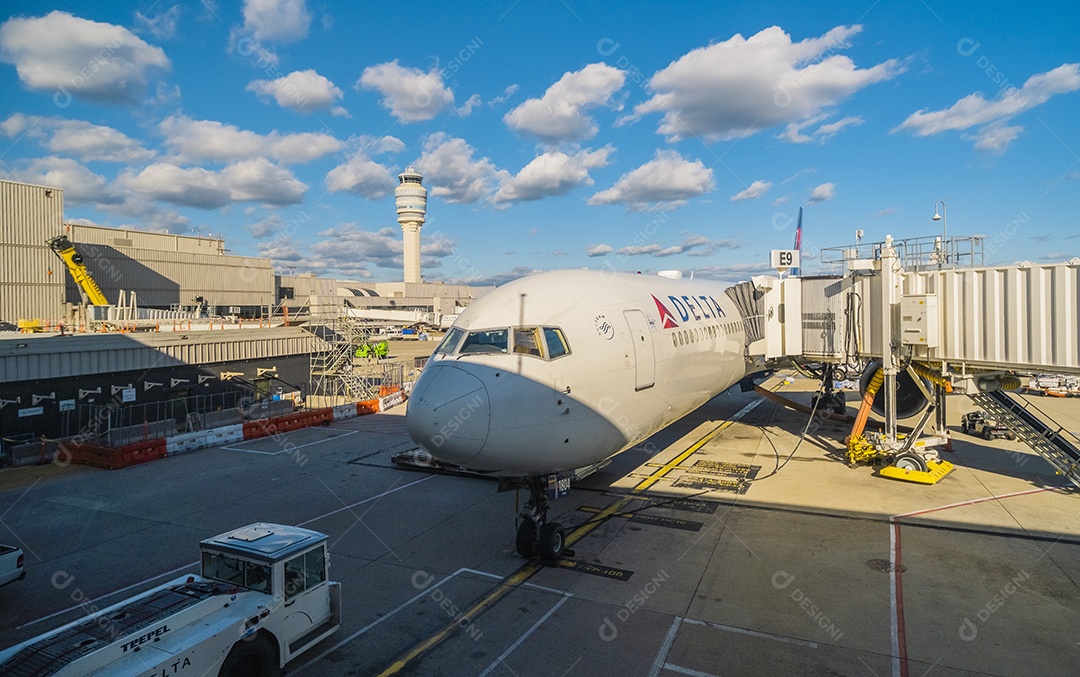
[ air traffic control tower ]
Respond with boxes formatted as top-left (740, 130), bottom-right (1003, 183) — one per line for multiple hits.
top-left (395, 166), bottom-right (427, 284)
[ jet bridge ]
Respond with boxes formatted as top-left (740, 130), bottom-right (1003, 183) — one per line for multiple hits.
top-left (748, 234), bottom-right (1080, 486)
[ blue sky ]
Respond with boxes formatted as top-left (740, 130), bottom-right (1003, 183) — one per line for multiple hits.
top-left (1, 0), bottom-right (1078, 285)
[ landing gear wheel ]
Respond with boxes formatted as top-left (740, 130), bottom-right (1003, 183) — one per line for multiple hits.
top-left (539, 522), bottom-right (565, 562)
top-left (516, 519), bottom-right (537, 558)
top-left (893, 452), bottom-right (928, 473)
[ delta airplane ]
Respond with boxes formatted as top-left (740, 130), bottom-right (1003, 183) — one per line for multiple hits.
top-left (406, 269), bottom-right (766, 561)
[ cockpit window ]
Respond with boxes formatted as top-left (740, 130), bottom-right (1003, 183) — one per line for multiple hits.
top-left (543, 327), bottom-right (570, 358)
top-left (512, 328), bottom-right (544, 357)
top-left (434, 327), bottom-right (465, 355)
top-left (459, 329), bottom-right (509, 354)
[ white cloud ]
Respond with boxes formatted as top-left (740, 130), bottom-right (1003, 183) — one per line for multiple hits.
top-left (311, 225), bottom-right (403, 270)
top-left (242, 0), bottom-right (311, 43)
top-left (488, 84), bottom-right (519, 108)
top-left (20, 156), bottom-right (121, 205)
top-left (159, 115), bottom-right (341, 163)
top-left (414, 133), bottom-right (508, 204)
top-left (731, 179), bottom-right (772, 201)
top-left (779, 114), bottom-right (864, 143)
top-left (1, 113), bottom-right (155, 162)
top-left (612, 235), bottom-right (737, 259)
top-left (227, 26), bottom-right (279, 67)
top-left (493, 147), bottom-right (613, 203)
top-left (968, 124), bottom-right (1023, 154)
top-left (587, 150), bottom-right (714, 210)
top-left (358, 60), bottom-right (455, 122)
top-left (808, 182), bottom-right (835, 204)
top-left (247, 69), bottom-right (343, 113)
top-left (134, 5), bottom-right (181, 40)
top-left (325, 154), bottom-right (395, 199)
top-left (0, 11), bottom-right (170, 104)
top-left (504, 63), bottom-right (625, 142)
top-left (456, 93), bottom-right (481, 117)
top-left (635, 25), bottom-right (901, 141)
top-left (586, 243), bottom-right (613, 257)
top-left (220, 158), bottom-right (307, 204)
top-left (325, 135), bottom-right (403, 199)
top-left (894, 63), bottom-right (1080, 153)
top-left (771, 195), bottom-right (790, 206)
top-left (120, 159), bottom-right (307, 208)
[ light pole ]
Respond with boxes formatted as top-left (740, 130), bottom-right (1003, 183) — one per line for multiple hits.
top-left (932, 200), bottom-right (947, 265)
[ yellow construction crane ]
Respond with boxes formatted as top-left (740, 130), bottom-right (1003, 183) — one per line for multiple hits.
top-left (47, 235), bottom-right (109, 306)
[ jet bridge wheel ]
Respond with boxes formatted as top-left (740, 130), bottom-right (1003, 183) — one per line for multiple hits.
top-left (892, 452), bottom-right (929, 473)
top-left (219, 633), bottom-right (280, 677)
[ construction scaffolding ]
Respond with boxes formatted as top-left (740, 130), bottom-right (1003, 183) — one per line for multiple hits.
top-left (308, 318), bottom-right (404, 404)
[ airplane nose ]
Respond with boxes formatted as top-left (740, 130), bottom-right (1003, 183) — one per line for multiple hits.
top-left (406, 364), bottom-right (491, 466)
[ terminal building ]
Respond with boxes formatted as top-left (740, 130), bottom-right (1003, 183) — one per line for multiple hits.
top-left (0, 178), bottom-right (486, 458)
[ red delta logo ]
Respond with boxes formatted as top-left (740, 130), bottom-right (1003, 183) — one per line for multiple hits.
top-left (652, 295), bottom-right (680, 329)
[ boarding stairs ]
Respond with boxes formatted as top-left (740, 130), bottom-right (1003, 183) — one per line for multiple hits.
top-left (968, 390), bottom-right (1080, 489)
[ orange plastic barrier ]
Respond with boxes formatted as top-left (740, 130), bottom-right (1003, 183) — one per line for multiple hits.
top-left (357, 400), bottom-right (380, 415)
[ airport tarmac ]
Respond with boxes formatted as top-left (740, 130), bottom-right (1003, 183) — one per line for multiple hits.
top-left (1, 365), bottom-right (1078, 676)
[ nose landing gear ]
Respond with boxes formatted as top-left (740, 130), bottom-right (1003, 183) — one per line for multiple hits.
top-left (516, 477), bottom-right (569, 562)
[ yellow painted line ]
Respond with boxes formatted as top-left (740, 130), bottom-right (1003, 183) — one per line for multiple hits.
top-left (375, 387), bottom-right (781, 675)
top-left (374, 564), bottom-right (540, 677)
top-left (633, 419), bottom-right (737, 492)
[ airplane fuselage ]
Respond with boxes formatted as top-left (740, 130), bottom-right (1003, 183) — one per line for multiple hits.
top-left (406, 270), bottom-right (753, 477)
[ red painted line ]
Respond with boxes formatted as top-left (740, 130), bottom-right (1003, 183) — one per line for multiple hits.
top-left (890, 487), bottom-right (1053, 676)
top-left (892, 519), bottom-right (909, 677)
top-left (895, 487), bottom-right (1053, 519)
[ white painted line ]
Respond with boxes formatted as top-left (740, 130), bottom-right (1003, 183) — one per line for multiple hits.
top-left (19, 476), bottom-right (435, 631)
top-left (478, 593), bottom-right (573, 677)
top-left (889, 517), bottom-right (901, 677)
top-left (648, 616), bottom-right (684, 677)
top-left (681, 617), bottom-right (817, 648)
top-left (663, 664), bottom-right (722, 677)
top-left (297, 475), bottom-right (434, 526)
top-left (224, 429), bottom-right (359, 455)
top-left (295, 567), bottom-right (474, 673)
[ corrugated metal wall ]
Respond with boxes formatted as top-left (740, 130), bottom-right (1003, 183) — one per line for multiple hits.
top-left (68, 224), bottom-right (226, 255)
top-left (63, 243), bottom-right (274, 307)
top-left (903, 262), bottom-right (1080, 373)
top-left (0, 181), bottom-right (65, 325)
top-left (0, 327), bottom-right (324, 382)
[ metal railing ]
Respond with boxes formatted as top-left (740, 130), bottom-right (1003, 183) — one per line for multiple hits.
top-left (820, 235), bottom-right (985, 272)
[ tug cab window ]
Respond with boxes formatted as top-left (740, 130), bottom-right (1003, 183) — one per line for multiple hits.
top-left (513, 328), bottom-right (544, 357)
top-left (284, 547), bottom-right (327, 600)
top-left (202, 551), bottom-right (271, 592)
top-left (543, 327), bottom-right (570, 358)
top-left (459, 329), bottom-right (509, 354)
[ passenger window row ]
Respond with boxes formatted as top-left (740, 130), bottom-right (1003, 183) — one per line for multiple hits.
top-left (671, 321), bottom-right (742, 347)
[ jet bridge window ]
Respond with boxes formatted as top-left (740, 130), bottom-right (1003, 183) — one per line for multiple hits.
top-left (544, 327), bottom-right (569, 358)
top-left (284, 546), bottom-right (327, 600)
top-left (435, 327), bottom-right (465, 355)
top-left (459, 329), bottom-right (509, 354)
top-left (202, 551), bottom-right (271, 592)
top-left (513, 327), bottom-right (544, 357)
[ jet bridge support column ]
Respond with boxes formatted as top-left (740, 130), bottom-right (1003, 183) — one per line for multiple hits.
top-left (880, 236), bottom-right (900, 443)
